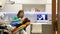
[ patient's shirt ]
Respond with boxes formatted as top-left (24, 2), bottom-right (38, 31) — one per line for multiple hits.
top-left (12, 16), bottom-right (21, 23)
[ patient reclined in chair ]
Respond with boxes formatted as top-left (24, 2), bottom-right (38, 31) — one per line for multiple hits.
top-left (6, 18), bottom-right (30, 34)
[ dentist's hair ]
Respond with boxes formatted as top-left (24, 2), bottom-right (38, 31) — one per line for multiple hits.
top-left (17, 10), bottom-right (24, 18)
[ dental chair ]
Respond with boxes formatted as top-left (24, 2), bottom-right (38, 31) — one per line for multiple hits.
top-left (11, 22), bottom-right (30, 34)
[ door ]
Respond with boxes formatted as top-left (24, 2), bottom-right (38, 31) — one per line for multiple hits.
top-left (52, 0), bottom-right (56, 34)
top-left (58, 0), bottom-right (60, 34)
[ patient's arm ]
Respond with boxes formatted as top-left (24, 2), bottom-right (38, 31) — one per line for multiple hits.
top-left (11, 22), bottom-right (30, 34)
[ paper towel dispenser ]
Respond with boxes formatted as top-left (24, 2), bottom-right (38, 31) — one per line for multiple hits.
top-left (0, 0), bottom-right (7, 9)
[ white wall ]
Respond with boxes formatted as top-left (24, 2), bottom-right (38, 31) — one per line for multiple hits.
top-left (22, 0), bottom-right (47, 4)
top-left (45, 4), bottom-right (52, 12)
top-left (46, 0), bottom-right (52, 4)
top-left (2, 3), bottom-right (22, 12)
top-left (45, 0), bottom-right (52, 12)
top-left (10, 0), bottom-right (52, 4)
top-left (10, 0), bottom-right (47, 4)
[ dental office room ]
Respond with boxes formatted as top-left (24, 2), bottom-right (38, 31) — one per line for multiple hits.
top-left (0, 0), bottom-right (58, 34)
